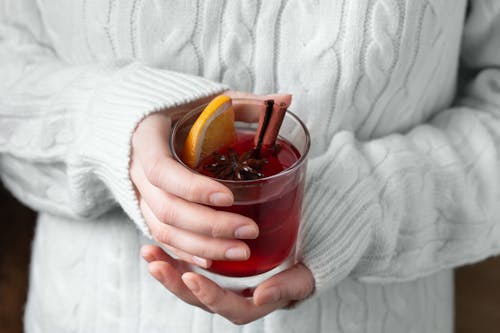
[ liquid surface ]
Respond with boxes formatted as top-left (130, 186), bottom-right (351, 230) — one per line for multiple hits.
top-left (197, 130), bottom-right (300, 180)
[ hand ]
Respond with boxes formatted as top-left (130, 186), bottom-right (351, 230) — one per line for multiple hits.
top-left (130, 98), bottom-right (259, 269)
top-left (141, 245), bottom-right (315, 325)
top-left (130, 92), bottom-right (292, 268)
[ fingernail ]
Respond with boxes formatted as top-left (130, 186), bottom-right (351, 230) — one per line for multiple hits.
top-left (209, 192), bottom-right (233, 206)
top-left (234, 225), bottom-right (258, 239)
top-left (259, 287), bottom-right (281, 305)
top-left (225, 247), bottom-right (249, 260)
top-left (192, 256), bottom-right (209, 268)
top-left (182, 275), bottom-right (200, 293)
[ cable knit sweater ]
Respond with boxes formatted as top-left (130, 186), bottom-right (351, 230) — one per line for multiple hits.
top-left (1, 0), bottom-right (500, 332)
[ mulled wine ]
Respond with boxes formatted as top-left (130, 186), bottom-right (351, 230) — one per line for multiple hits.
top-left (198, 130), bottom-right (302, 276)
top-left (171, 97), bottom-right (310, 292)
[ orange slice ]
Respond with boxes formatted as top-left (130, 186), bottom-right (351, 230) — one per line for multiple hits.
top-left (182, 95), bottom-right (237, 168)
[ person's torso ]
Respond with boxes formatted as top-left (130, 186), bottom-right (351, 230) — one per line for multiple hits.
top-left (24, 2), bottom-right (465, 332)
top-left (38, 0), bottom-right (467, 156)
top-left (26, 212), bottom-right (454, 333)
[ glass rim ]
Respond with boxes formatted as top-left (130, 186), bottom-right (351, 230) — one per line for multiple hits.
top-left (170, 100), bottom-right (311, 185)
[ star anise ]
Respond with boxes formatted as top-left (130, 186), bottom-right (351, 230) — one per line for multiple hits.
top-left (204, 148), bottom-right (268, 181)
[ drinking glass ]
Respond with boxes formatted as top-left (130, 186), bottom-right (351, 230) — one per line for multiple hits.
top-left (170, 99), bottom-right (310, 295)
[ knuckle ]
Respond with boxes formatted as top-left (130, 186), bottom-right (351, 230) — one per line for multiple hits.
top-left (183, 177), bottom-right (197, 201)
top-left (149, 226), bottom-right (163, 244)
top-left (202, 288), bottom-right (224, 309)
top-left (210, 225), bottom-right (223, 238)
top-left (203, 294), bottom-right (218, 308)
top-left (145, 155), bottom-right (164, 186)
top-left (148, 227), bottom-right (161, 243)
top-left (197, 246), bottom-right (217, 260)
top-left (156, 201), bottom-right (176, 225)
top-left (156, 225), bottom-right (174, 245)
top-left (183, 175), bottom-right (204, 202)
top-left (295, 284), bottom-right (312, 300)
top-left (210, 215), bottom-right (228, 238)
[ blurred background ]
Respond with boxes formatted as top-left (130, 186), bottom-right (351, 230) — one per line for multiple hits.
top-left (1, 183), bottom-right (500, 333)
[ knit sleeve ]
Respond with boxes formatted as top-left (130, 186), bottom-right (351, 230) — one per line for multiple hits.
top-left (299, 0), bottom-right (500, 292)
top-left (0, 3), bottom-right (226, 235)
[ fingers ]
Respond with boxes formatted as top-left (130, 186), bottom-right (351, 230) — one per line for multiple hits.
top-left (141, 244), bottom-right (212, 269)
top-left (264, 94), bottom-right (292, 110)
top-left (132, 110), bottom-right (259, 264)
top-left (141, 246), bottom-right (315, 325)
top-left (132, 160), bottom-right (258, 239)
top-left (223, 91), bottom-right (292, 108)
top-left (141, 198), bottom-right (251, 261)
top-left (145, 156), bottom-right (233, 206)
top-left (147, 259), bottom-right (209, 310)
top-left (252, 263), bottom-right (315, 306)
top-left (141, 245), bottom-right (207, 308)
top-left (224, 91), bottom-right (293, 123)
top-left (232, 101), bottom-right (265, 122)
top-left (181, 272), bottom-right (289, 325)
top-left (132, 112), bottom-right (233, 206)
top-left (141, 244), bottom-right (172, 263)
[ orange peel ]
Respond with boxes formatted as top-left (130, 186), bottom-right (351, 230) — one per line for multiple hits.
top-left (182, 95), bottom-right (237, 168)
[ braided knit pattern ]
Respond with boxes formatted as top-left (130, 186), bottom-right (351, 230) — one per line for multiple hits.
top-left (2, 0), bottom-right (500, 332)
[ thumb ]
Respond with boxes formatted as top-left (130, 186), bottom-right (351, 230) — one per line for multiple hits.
top-left (224, 90), bottom-right (292, 108)
top-left (253, 263), bottom-right (315, 306)
top-left (224, 91), bottom-right (293, 122)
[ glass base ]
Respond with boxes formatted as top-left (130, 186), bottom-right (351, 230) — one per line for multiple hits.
top-left (191, 254), bottom-right (295, 297)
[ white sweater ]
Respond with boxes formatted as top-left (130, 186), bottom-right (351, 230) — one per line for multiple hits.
top-left (1, 0), bottom-right (499, 332)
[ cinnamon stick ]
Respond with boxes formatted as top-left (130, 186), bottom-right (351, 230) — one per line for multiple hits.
top-left (253, 99), bottom-right (287, 156)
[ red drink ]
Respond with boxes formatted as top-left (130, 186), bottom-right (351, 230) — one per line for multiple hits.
top-left (198, 131), bottom-right (302, 277)
top-left (171, 99), bottom-right (310, 293)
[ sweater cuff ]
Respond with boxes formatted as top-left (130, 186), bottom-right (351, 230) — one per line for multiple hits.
top-left (298, 131), bottom-right (381, 293)
top-left (75, 62), bottom-right (227, 235)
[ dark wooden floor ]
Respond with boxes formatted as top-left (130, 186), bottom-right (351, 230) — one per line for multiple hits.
top-left (1, 185), bottom-right (500, 333)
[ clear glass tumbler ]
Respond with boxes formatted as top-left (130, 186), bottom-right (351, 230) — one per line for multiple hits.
top-left (170, 99), bottom-right (310, 296)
